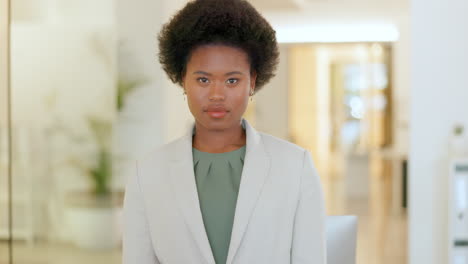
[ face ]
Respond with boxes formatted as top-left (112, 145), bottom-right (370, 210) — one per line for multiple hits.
top-left (182, 44), bottom-right (256, 131)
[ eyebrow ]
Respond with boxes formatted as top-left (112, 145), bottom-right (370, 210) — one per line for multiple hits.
top-left (192, 71), bottom-right (244, 76)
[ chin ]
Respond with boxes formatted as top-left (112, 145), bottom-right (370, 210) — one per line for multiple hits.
top-left (199, 115), bottom-right (235, 129)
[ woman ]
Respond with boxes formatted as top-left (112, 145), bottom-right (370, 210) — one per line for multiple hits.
top-left (122, 0), bottom-right (326, 263)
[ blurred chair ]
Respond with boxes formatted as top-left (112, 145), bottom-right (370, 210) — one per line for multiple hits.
top-left (326, 215), bottom-right (358, 264)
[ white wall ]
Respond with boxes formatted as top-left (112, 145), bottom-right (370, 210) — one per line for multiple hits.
top-left (117, 0), bottom-right (192, 147)
top-left (409, 0), bottom-right (468, 263)
top-left (159, 0), bottom-right (194, 143)
top-left (392, 15), bottom-right (411, 157)
top-left (114, 0), bottom-right (189, 189)
top-left (254, 45), bottom-right (290, 139)
top-left (115, 0), bottom-right (163, 161)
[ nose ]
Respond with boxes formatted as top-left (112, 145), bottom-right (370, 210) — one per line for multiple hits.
top-left (208, 81), bottom-right (225, 101)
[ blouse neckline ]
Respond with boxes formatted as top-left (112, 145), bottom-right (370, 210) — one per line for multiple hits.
top-left (192, 145), bottom-right (246, 161)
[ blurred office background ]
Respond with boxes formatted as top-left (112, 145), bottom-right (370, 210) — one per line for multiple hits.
top-left (1, 0), bottom-right (467, 264)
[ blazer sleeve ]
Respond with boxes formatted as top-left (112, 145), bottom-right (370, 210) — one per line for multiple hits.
top-left (122, 160), bottom-right (160, 264)
top-left (290, 150), bottom-right (327, 264)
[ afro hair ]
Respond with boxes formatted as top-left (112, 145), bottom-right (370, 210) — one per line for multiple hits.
top-left (157, 0), bottom-right (279, 93)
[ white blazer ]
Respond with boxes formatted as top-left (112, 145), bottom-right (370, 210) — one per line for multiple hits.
top-left (123, 118), bottom-right (326, 264)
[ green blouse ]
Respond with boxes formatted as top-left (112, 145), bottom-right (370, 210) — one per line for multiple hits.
top-left (192, 145), bottom-right (247, 264)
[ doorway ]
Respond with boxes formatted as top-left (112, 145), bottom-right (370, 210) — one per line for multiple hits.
top-left (287, 43), bottom-right (406, 264)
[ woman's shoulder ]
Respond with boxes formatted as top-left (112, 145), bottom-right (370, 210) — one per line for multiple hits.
top-left (136, 134), bottom-right (188, 166)
top-left (258, 132), bottom-right (308, 161)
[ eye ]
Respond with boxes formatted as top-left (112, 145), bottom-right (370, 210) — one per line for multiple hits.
top-left (197, 77), bottom-right (209, 84)
top-left (226, 78), bottom-right (238, 84)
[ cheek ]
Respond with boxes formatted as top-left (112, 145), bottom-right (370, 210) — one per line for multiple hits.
top-left (189, 89), bottom-right (206, 102)
top-left (185, 92), bottom-right (197, 110)
top-left (185, 88), bottom-right (206, 112)
top-left (230, 88), bottom-right (250, 109)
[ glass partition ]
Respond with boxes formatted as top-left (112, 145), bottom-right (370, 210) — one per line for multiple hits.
top-left (0, 0), bottom-right (12, 263)
top-left (9, 1), bottom-right (122, 263)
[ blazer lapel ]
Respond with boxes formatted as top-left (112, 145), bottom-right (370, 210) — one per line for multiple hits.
top-left (168, 124), bottom-right (216, 264)
top-left (226, 119), bottom-right (271, 264)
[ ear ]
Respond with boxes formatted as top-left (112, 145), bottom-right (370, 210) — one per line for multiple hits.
top-left (250, 71), bottom-right (257, 93)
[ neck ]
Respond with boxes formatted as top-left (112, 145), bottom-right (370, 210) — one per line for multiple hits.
top-left (192, 120), bottom-right (246, 153)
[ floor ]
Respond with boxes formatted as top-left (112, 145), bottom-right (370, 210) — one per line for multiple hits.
top-left (323, 153), bottom-right (408, 264)
top-left (0, 155), bottom-right (407, 264)
top-left (0, 241), bottom-right (121, 264)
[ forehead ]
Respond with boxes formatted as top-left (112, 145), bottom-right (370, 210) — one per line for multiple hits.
top-left (186, 44), bottom-right (250, 73)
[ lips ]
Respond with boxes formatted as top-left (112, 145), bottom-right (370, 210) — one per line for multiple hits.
top-left (205, 105), bottom-right (229, 118)
top-left (206, 105), bottom-right (228, 112)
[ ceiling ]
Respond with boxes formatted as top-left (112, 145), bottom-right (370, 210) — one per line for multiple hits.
top-left (248, 0), bottom-right (302, 11)
top-left (248, 0), bottom-right (409, 23)
top-left (248, 0), bottom-right (408, 14)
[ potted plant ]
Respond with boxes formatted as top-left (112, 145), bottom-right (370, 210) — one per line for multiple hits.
top-left (64, 116), bottom-right (124, 250)
top-left (64, 73), bottom-right (145, 249)
top-left (44, 41), bottom-right (146, 249)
